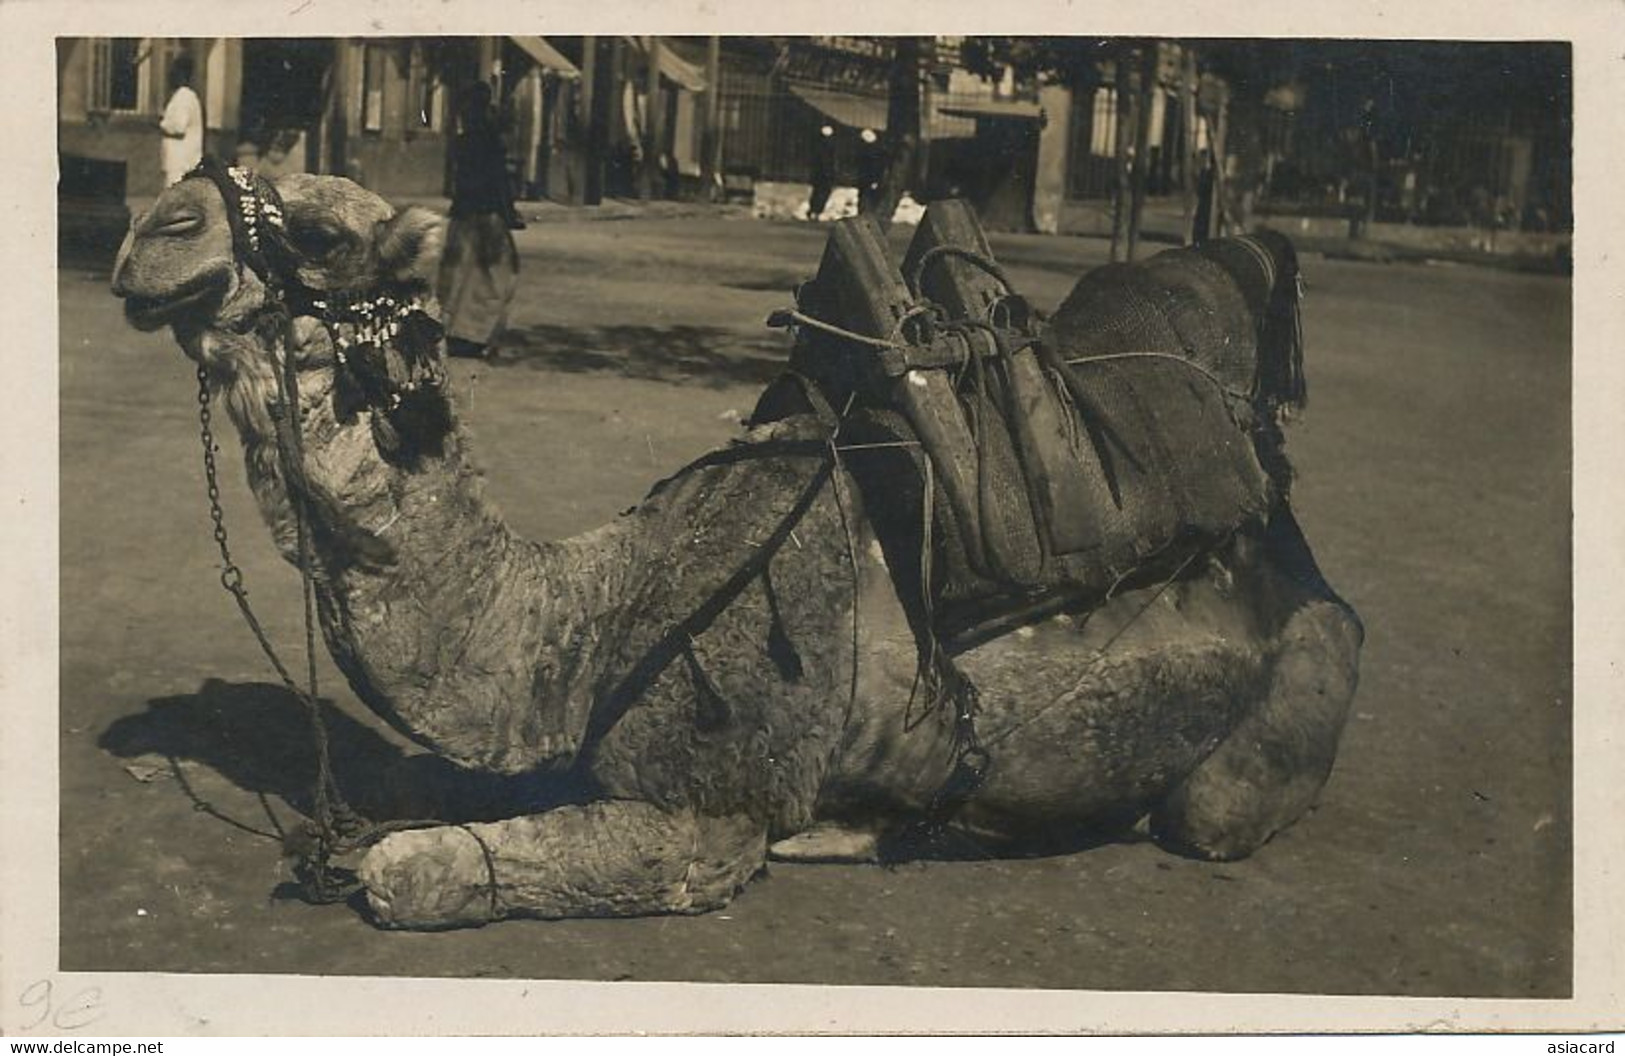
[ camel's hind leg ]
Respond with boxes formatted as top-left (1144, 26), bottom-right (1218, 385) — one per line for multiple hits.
top-left (358, 802), bottom-right (767, 929)
top-left (1150, 510), bottom-right (1364, 860)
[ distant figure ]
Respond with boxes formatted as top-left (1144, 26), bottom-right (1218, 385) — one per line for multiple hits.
top-left (1192, 149), bottom-right (1216, 245)
top-left (856, 127), bottom-right (887, 216)
top-left (256, 131), bottom-right (302, 180)
top-left (808, 123), bottom-right (837, 221)
top-left (437, 82), bottom-right (523, 360)
top-left (232, 139), bottom-right (260, 173)
top-left (158, 55), bottom-right (203, 187)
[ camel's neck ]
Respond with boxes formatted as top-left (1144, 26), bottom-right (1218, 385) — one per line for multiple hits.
top-left (204, 325), bottom-right (638, 773)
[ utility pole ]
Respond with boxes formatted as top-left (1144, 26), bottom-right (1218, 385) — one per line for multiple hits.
top-left (700, 35), bottom-right (723, 202)
top-left (1180, 45), bottom-right (1199, 244)
top-left (1109, 42), bottom-right (1135, 262)
top-left (875, 36), bottom-right (922, 227)
top-left (640, 36), bottom-right (664, 200)
top-left (1213, 80), bottom-right (1231, 236)
top-left (1127, 42), bottom-right (1158, 261)
top-left (326, 39), bottom-right (352, 177)
top-left (578, 36), bottom-right (599, 205)
top-left (608, 37), bottom-right (627, 198)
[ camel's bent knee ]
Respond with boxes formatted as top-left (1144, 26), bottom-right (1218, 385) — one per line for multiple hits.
top-left (359, 802), bottom-right (768, 929)
top-left (1151, 598), bottom-right (1362, 860)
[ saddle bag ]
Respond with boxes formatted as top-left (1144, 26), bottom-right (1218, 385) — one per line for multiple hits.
top-left (755, 202), bottom-right (1275, 638)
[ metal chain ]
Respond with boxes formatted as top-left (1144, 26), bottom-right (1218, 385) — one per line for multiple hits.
top-left (196, 362), bottom-right (363, 903)
top-left (184, 164), bottom-right (464, 907)
top-left (198, 365), bottom-right (239, 590)
top-left (197, 364), bottom-right (297, 688)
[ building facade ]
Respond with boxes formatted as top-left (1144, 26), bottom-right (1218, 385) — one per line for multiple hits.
top-left (57, 34), bottom-right (1190, 232)
top-left (57, 36), bottom-right (580, 201)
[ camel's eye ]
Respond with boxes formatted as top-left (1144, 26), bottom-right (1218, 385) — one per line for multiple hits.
top-left (290, 222), bottom-right (349, 260)
top-left (154, 212), bottom-right (203, 237)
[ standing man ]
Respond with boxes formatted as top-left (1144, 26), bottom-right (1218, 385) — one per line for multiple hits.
top-left (158, 54), bottom-right (203, 186)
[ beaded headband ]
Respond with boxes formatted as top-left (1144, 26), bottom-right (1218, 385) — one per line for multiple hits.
top-left (182, 156), bottom-right (293, 284)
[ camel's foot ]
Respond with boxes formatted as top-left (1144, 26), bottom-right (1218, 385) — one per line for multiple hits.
top-left (358, 801), bottom-right (767, 929)
top-left (768, 821), bottom-right (883, 863)
top-left (1150, 595), bottom-right (1363, 860)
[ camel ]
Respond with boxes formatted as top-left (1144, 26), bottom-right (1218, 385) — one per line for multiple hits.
top-left (110, 165), bottom-right (1362, 930)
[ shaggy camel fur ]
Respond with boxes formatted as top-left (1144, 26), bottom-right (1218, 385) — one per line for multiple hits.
top-left (111, 170), bottom-right (1362, 929)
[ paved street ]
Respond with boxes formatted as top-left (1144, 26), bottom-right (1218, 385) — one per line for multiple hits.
top-left (57, 212), bottom-right (1571, 996)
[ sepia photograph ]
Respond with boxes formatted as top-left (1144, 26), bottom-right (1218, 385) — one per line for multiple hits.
top-left (5, 0), bottom-right (1623, 1039)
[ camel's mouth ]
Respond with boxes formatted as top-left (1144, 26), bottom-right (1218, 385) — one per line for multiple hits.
top-left (121, 272), bottom-right (230, 332)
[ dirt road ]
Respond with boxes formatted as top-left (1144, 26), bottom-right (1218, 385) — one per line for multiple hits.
top-left (56, 213), bottom-right (1570, 996)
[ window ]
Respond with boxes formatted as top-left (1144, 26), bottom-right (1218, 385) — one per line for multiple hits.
top-left (1090, 86), bottom-right (1117, 157)
top-left (1068, 84), bottom-right (1120, 200)
top-left (1147, 87), bottom-right (1167, 149)
top-left (89, 37), bottom-right (148, 113)
top-left (406, 42), bottom-right (444, 132)
top-left (362, 44), bottom-right (387, 133)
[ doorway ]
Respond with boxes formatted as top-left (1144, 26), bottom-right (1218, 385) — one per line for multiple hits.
top-left (239, 39), bottom-right (332, 172)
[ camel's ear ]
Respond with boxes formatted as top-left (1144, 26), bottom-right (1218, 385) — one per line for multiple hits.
top-left (375, 207), bottom-right (446, 286)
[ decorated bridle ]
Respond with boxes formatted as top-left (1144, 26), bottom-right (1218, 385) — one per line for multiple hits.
top-left (181, 157), bottom-right (456, 904)
top-left (182, 156), bottom-right (450, 454)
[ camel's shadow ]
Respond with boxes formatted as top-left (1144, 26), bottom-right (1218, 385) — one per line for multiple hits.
top-left (99, 679), bottom-right (581, 833)
top-left (99, 680), bottom-right (1145, 871)
top-left (494, 322), bottom-right (788, 389)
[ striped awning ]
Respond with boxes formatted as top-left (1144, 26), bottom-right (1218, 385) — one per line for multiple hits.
top-left (787, 82), bottom-right (888, 132)
top-left (623, 37), bottom-right (709, 92)
top-left (936, 99), bottom-right (1043, 122)
top-left (509, 36), bottom-right (580, 79)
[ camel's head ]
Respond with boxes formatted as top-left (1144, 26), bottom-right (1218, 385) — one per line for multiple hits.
top-left (111, 165), bottom-right (445, 351)
top-left (111, 173), bottom-right (240, 334)
top-left (114, 164), bottom-right (454, 470)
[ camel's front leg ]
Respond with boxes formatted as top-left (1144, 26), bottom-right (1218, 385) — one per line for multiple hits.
top-left (358, 802), bottom-right (768, 928)
top-left (1150, 509), bottom-right (1364, 860)
top-left (1149, 596), bottom-right (1361, 859)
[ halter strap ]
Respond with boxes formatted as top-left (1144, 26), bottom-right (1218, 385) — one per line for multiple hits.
top-left (182, 156), bottom-right (295, 284)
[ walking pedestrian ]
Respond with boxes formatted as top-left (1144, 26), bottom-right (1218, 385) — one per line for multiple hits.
top-left (437, 82), bottom-right (523, 360)
top-left (807, 124), bottom-right (837, 221)
top-left (856, 127), bottom-right (887, 217)
top-left (158, 55), bottom-right (203, 187)
top-left (1192, 149), bottom-right (1216, 245)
